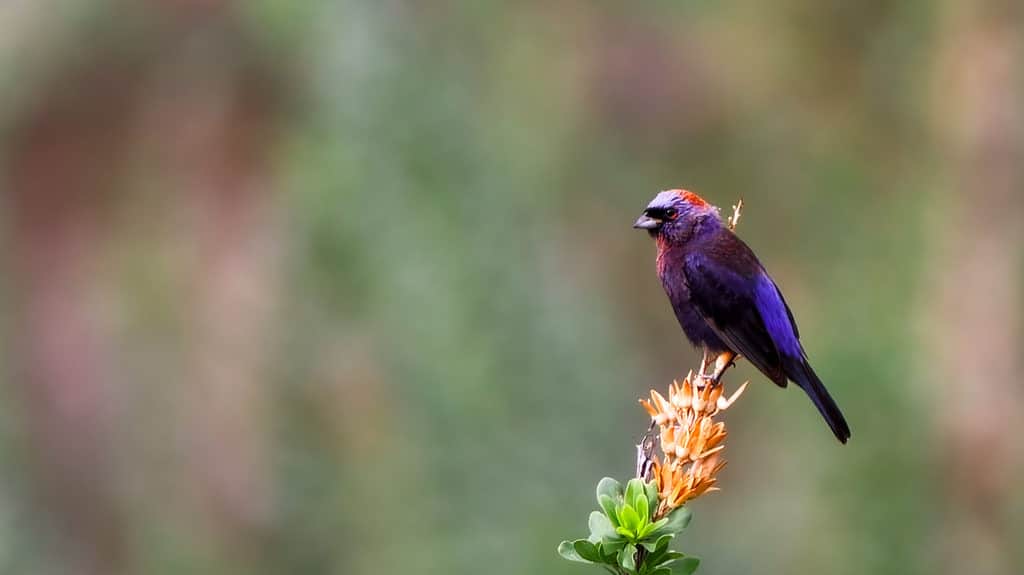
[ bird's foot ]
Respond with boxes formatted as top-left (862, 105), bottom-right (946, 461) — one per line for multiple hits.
top-left (703, 352), bottom-right (738, 387)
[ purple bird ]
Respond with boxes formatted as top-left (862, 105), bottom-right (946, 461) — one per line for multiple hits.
top-left (634, 189), bottom-right (850, 443)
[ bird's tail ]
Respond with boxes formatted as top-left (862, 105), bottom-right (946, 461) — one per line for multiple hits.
top-left (786, 357), bottom-right (851, 443)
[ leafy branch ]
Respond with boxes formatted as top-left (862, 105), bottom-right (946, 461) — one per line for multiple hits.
top-left (558, 375), bottom-right (747, 574)
top-left (558, 477), bottom-right (698, 575)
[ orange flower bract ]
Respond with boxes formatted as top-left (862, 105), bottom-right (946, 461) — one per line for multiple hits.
top-left (638, 373), bottom-right (746, 518)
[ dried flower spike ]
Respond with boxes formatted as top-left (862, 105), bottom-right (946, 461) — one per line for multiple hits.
top-left (638, 374), bottom-right (745, 517)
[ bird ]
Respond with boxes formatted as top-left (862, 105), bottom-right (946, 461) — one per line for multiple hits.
top-left (634, 189), bottom-right (850, 443)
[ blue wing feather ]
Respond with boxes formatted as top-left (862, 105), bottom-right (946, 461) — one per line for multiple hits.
top-left (753, 275), bottom-right (803, 358)
top-left (682, 252), bottom-right (791, 386)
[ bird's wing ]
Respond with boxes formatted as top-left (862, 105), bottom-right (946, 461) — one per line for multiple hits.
top-left (683, 252), bottom-right (794, 386)
top-left (773, 282), bottom-right (799, 339)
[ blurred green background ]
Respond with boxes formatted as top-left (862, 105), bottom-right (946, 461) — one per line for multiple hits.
top-left (1, 1), bottom-right (1022, 574)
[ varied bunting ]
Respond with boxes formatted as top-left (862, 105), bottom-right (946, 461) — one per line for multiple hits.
top-left (634, 189), bottom-right (850, 443)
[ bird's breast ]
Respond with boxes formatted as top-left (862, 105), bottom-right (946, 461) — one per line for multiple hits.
top-left (656, 246), bottom-right (730, 352)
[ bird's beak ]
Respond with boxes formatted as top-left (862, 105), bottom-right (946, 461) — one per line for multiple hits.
top-left (633, 214), bottom-right (661, 230)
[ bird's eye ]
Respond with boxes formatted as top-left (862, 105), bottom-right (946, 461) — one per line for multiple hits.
top-left (665, 208), bottom-right (678, 220)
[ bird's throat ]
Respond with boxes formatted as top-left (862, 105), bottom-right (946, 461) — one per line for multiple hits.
top-left (655, 235), bottom-right (683, 277)
top-left (655, 233), bottom-right (675, 253)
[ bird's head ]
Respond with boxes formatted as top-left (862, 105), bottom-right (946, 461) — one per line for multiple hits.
top-left (633, 189), bottom-right (720, 243)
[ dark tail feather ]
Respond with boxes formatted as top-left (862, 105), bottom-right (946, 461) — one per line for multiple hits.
top-left (786, 357), bottom-right (851, 443)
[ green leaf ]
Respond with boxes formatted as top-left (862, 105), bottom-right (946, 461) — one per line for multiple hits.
top-left (573, 540), bottom-right (604, 563)
top-left (595, 541), bottom-right (615, 562)
top-left (638, 516), bottom-right (667, 540)
top-left (635, 489), bottom-right (650, 523)
top-left (640, 534), bottom-right (676, 567)
top-left (651, 506), bottom-right (692, 537)
top-left (598, 494), bottom-right (620, 527)
top-left (651, 548), bottom-right (684, 560)
top-left (638, 524), bottom-right (652, 540)
top-left (644, 518), bottom-right (668, 537)
top-left (666, 557), bottom-right (700, 575)
top-left (625, 478), bottom-right (646, 510)
top-left (597, 477), bottom-right (624, 503)
top-left (618, 504), bottom-right (641, 532)
top-left (588, 511), bottom-right (619, 541)
top-left (650, 569), bottom-right (671, 575)
top-left (601, 539), bottom-right (628, 556)
top-left (644, 481), bottom-right (659, 516)
top-left (557, 540), bottom-right (592, 564)
top-left (618, 543), bottom-right (637, 571)
top-left (638, 533), bottom-right (672, 553)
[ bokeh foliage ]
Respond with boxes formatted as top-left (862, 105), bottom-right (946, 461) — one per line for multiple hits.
top-left (0, 1), bottom-right (1022, 574)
